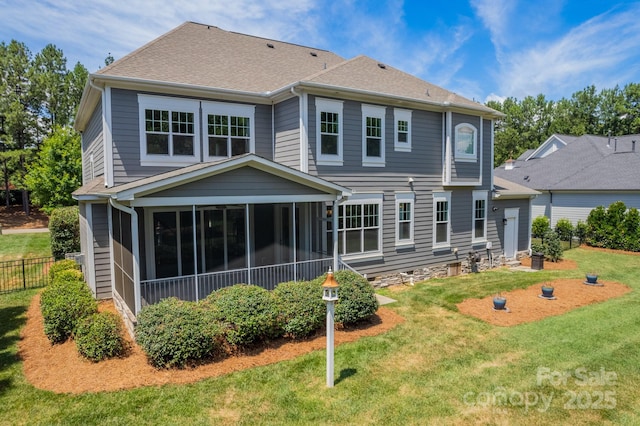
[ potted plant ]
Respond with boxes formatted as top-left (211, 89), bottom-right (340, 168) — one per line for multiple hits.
top-left (493, 294), bottom-right (507, 310)
top-left (585, 273), bottom-right (598, 285)
top-left (541, 284), bottom-right (554, 298)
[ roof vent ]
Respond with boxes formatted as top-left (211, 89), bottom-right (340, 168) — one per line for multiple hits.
top-left (267, 43), bottom-right (274, 48)
top-left (377, 63), bottom-right (386, 69)
top-left (310, 51), bottom-right (317, 57)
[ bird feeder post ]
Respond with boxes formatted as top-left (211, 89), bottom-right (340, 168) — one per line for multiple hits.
top-left (322, 268), bottom-right (339, 388)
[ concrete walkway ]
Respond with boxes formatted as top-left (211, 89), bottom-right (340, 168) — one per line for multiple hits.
top-left (375, 294), bottom-right (397, 306)
top-left (1, 227), bottom-right (49, 235)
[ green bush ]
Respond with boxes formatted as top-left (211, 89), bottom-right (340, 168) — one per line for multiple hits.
top-left (554, 218), bottom-right (573, 242)
top-left (532, 216), bottom-right (550, 240)
top-left (531, 242), bottom-right (544, 254)
top-left (75, 312), bottom-right (127, 362)
top-left (52, 268), bottom-right (84, 285)
top-left (274, 280), bottom-right (325, 338)
top-left (40, 279), bottom-right (98, 344)
top-left (312, 271), bottom-right (378, 325)
top-left (206, 284), bottom-right (283, 347)
top-left (543, 229), bottom-right (563, 262)
top-left (49, 206), bottom-right (80, 260)
top-left (135, 298), bottom-right (224, 368)
top-left (585, 202), bottom-right (640, 252)
top-left (606, 201), bottom-right (627, 249)
top-left (623, 208), bottom-right (640, 252)
top-left (586, 205), bottom-right (607, 247)
top-left (49, 259), bottom-right (80, 282)
top-left (574, 220), bottom-right (588, 244)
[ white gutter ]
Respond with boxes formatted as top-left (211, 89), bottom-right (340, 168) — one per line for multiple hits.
top-left (109, 198), bottom-right (141, 315)
top-left (89, 78), bottom-right (114, 187)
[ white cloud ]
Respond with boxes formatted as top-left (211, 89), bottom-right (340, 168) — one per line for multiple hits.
top-left (498, 4), bottom-right (640, 99)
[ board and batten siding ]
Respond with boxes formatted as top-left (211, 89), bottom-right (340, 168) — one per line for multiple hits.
top-left (274, 97), bottom-right (300, 168)
top-left (109, 89), bottom-right (273, 185)
top-left (81, 101), bottom-right (104, 184)
top-left (304, 94), bottom-right (497, 277)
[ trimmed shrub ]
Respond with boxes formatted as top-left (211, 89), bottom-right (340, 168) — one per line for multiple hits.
top-left (40, 279), bottom-right (98, 344)
top-left (622, 207), bottom-right (640, 252)
top-left (543, 229), bottom-right (563, 262)
top-left (554, 218), bottom-right (573, 242)
top-left (531, 242), bottom-right (544, 254)
top-left (135, 298), bottom-right (224, 368)
top-left (586, 205), bottom-right (607, 247)
top-left (274, 280), bottom-right (325, 338)
top-left (532, 216), bottom-right (550, 240)
top-left (49, 259), bottom-right (80, 282)
top-left (75, 312), bottom-right (127, 362)
top-left (312, 270), bottom-right (378, 325)
top-left (206, 284), bottom-right (283, 347)
top-left (52, 268), bottom-right (84, 285)
top-left (606, 201), bottom-right (627, 249)
top-left (49, 206), bottom-right (80, 260)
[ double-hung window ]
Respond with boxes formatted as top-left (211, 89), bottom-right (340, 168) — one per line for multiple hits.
top-left (472, 191), bottom-right (488, 243)
top-left (433, 191), bottom-right (451, 249)
top-left (202, 101), bottom-right (255, 160)
top-left (394, 108), bottom-right (412, 152)
top-left (335, 194), bottom-right (383, 258)
top-left (395, 192), bottom-right (415, 246)
top-left (454, 123), bottom-right (477, 161)
top-left (316, 98), bottom-right (343, 166)
top-left (139, 95), bottom-right (200, 166)
top-left (362, 104), bottom-right (386, 167)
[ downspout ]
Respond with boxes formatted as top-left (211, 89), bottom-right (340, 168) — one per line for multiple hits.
top-left (271, 103), bottom-right (275, 160)
top-left (290, 87), bottom-right (308, 173)
top-left (109, 198), bottom-right (141, 315)
top-left (89, 79), bottom-right (113, 187)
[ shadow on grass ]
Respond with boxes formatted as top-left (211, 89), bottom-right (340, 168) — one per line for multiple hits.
top-left (335, 368), bottom-right (357, 385)
top-left (0, 304), bottom-right (28, 395)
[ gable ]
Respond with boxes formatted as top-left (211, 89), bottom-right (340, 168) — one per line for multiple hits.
top-left (150, 167), bottom-right (327, 198)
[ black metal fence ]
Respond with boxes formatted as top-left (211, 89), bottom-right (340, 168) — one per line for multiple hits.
top-left (0, 256), bottom-right (55, 294)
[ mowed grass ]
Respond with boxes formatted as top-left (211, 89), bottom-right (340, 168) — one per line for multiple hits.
top-left (0, 233), bottom-right (51, 261)
top-left (1, 247), bottom-right (639, 425)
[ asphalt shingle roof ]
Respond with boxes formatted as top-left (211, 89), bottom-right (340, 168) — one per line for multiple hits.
top-left (495, 134), bottom-right (640, 191)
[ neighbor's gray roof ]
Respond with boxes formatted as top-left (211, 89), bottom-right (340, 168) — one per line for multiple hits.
top-left (495, 134), bottom-right (640, 191)
top-left (89, 22), bottom-right (498, 116)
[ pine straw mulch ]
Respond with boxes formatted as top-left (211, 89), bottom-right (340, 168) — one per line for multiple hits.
top-left (18, 294), bottom-right (405, 394)
top-left (0, 206), bottom-right (49, 229)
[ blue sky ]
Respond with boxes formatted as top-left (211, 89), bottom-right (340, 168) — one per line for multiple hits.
top-left (1, 0), bottom-right (639, 103)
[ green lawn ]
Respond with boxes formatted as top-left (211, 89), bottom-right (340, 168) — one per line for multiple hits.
top-left (1, 248), bottom-right (639, 424)
top-left (0, 233), bottom-right (52, 261)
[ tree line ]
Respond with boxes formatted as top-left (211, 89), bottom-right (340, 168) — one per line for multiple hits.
top-left (487, 84), bottom-right (640, 166)
top-left (0, 40), bottom-right (88, 213)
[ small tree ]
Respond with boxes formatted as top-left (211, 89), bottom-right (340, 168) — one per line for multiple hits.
top-left (49, 206), bottom-right (80, 259)
top-left (554, 218), bottom-right (573, 242)
top-left (532, 216), bottom-right (550, 241)
top-left (543, 229), bottom-right (563, 262)
top-left (622, 207), bottom-right (640, 252)
top-left (574, 220), bottom-right (588, 245)
top-left (586, 206), bottom-right (607, 247)
top-left (25, 126), bottom-right (82, 213)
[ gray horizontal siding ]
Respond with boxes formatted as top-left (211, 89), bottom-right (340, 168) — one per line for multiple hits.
top-left (82, 101), bottom-right (104, 183)
top-left (535, 191), bottom-right (640, 226)
top-left (274, 97), bottom-right (300, 169)
top-left (110, 89), bottom-right (274, 185)
top-left (91, 203), bottom-right (112, 299)
top-left (153, 167), bottom-right (326, 198)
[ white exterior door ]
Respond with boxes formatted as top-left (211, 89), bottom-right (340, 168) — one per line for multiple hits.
top-left (503, 208), bottom-right (519, 259)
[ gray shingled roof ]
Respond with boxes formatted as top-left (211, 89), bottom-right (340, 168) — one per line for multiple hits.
top-left (493, 176), bottom-right (540, 198)
top-left (495, 134), bottom-right (640, 190)
top-left (89, 21), bottom-right (498, 116)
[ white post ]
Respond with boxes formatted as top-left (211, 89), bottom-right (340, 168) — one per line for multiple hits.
top-left (326, 299), bottom-right (335, 388)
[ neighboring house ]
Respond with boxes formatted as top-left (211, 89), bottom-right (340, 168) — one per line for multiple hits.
top-left (73, 22), bottom-right (531, 329)
top-left (494, 133), bottom-right (640, 227)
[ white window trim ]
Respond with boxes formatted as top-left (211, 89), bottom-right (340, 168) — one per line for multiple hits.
top-left (339, 193), bottom-right (384, 261)
top-left (433, 191), bottom-right (452, 250)
top-left (454, 123), bottom-right (477, 162)
top-left (138, 94), bottom-right (201, 167)
top-left (472, 190), bottom-right (488, 244)
top-left (315, 98), bottom-right (344, 166)
top-left (362, 104), bottom-right (386, 167)
top-left (395, 192), bottom-right (415, 247)
top-left (394, 108), bottom-right (412, 152)
top-left (202, 101), bottom-right (256, 160)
